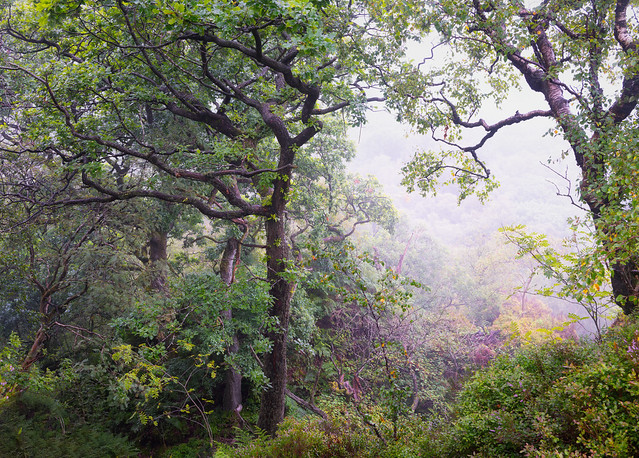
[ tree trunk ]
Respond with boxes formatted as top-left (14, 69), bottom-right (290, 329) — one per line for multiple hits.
top-left (581, 169), bottom-right (639, 314)
top-left (611, 261), bottom-right (639, 315)
top-left (149, 230), bottom-right (168, 293)
top-left (257, 215), bottom-right (293, 435)
top-left (502, 5), bottom-right (639, 314)
top-left (222, 335), bottom-right (242, 412)
top-left (22, 323), bottom-right (48, 371)
top-left (220, 238), bottom-right (243, 413)
top-left (257, 139), bottom-right (297, 435)
top-left (548, 87), bottom-right (639, 314)
top-left (22, 275), bottom-right (64, 371)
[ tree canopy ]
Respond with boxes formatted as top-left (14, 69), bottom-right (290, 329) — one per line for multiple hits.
top-left (0, 0), bottom-right (401, 433)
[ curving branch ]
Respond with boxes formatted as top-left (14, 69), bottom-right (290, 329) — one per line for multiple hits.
top-left (184, 31), bottom-right (321, 124)
top-left (435, 100), bottom-right (552, 177)
top-left (66, 172), bottom-right (269, 220)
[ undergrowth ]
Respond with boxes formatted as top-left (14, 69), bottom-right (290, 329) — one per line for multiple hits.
top-left (5, 317), bottom-right (639, 457)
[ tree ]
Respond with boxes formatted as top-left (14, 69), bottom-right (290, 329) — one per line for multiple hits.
top-left (0, 0), bottom-right (393, 433)
top-left (501, 223), bottom-right (613, 339)
top-left (0, 146), bottom-right (147, 371)
top-left (377, 0), bottom-right (639, 314)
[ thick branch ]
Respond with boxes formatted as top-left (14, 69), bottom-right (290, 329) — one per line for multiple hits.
top-left (609, 1), bottom-right (639, 124)
top-left (614, 0), bottom-right (637, 52)
top-left (185, 32), bottom-right (321, 123)
top-left (73, 172), bottom-right (268, 220)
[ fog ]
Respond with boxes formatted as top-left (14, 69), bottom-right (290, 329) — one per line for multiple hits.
top-left (348, 102), bottom-right (584, 247)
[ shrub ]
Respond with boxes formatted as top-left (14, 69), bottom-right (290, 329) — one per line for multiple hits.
top-left (0, 391), bottom-right (138, 457)
top-left (213, 397), bottom-right (433, 458)
top-left (549, 323), bottom-right (639, 456)
top-left (440, 317), bottom-right (639, 456)
top-left (214, 413), bottom-right (371, 457)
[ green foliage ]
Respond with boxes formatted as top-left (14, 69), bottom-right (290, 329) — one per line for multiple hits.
top-left (501, 223), bottom-right (617, 337)
top-left (216, 416), bottom-right (367, 457)
top-left (174, 271), bottom-right (274, 383)
top-left (385, 0), bottom-right (639, 311)
top-left (0, 391), bottom-right (138, 457)
top-left (214, 398), bottom-right (432, 457)
top-left (300, 242), bottom-right (435, 441)
top-left (6, 0), bottom-right (639, 452)
top-left (105, 270), bottom-right (274, 440)
top-left (288, 116), bottom-right (399, 248)
top-left (401, 148), bottom-right (500, 203)
top-left (159, 438), bottom-right (211, 457)
top-left (1, 0), bottom-right (407, 434)
top-left (549, 318), bottom-right (639, 456)
top-left (436, 317), bottom-right (639, 456)
top-left (0, 333), bottom-right (63, 401)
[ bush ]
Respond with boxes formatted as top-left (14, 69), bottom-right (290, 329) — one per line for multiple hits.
top-left (213, 398), bottom-right (434, 458)
top-left (544, 320), bottom-right (639, 456)
top-left (439, 317), bottom-right (639, 456)
top-left (0, 391), bottom-right (138, 457)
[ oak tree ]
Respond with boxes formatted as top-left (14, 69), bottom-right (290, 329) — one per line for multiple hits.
top-left (378, 0), bottom-right (639, 314)
top-left (0, 0), bottom-right (394, 433)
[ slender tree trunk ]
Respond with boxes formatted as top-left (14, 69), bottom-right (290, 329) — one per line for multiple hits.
top-left (22, 323), bottom-right (49, 371)
top-left (222, 334), bottom-right (242, 412)
top-left (220, 237), bottom-right (242, 413)
top-left (409, 366), bottom-right (420, 413)
top-left (149, 230), bottom-right (168, 293)
top-left (22, 292), bottom-right (82, 371)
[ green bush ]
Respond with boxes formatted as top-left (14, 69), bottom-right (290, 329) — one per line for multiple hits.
top-left (213, 398), bottom-right (434, 458)
top-left (439, 317), bottom-right (639, 456)
top-left (214, 414), bottom-right (371, 457)
top-left (0, 391), bottom-right (138, 457)
top-left (159, 438), bottom-right (211, 457)
top-left (544, 321), bottom-right (639, 456)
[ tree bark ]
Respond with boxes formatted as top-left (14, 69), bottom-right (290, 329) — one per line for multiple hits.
top-left (220, 237), bottom-right (243, 413)
top-left (222, 340), bottom-right (242, 412)
top-left (22, 323), bottom-right (49, 371)
top-left (257, 141), bottom-right (297, 435)
top-left (257, 215), bottom-right (293, 435)
top-left (501, 3), bottom-right (639, 314)
top-left (149, 230), bottom-right (168, 293)
top-left (611, 262), bottom-right (639, 315)
top-left (22, 293), bottom-right (55, 370)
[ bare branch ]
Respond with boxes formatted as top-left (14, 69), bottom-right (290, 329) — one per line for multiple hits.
top-left (540, 162), bottom-right (589, 212)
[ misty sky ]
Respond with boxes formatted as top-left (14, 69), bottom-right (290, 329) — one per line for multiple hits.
top-left (344, 31), bottom-right (592, 248)
top-left (348, 106), bottom-right (584, 247)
